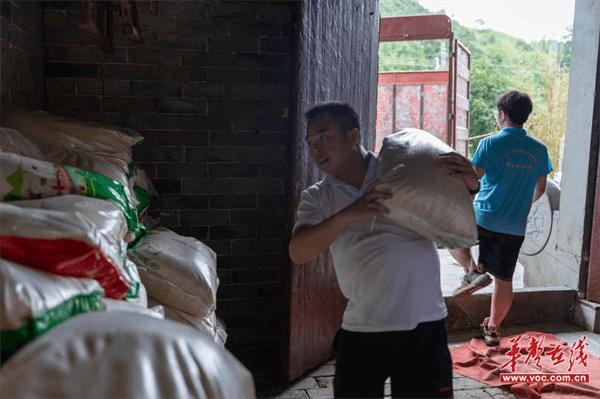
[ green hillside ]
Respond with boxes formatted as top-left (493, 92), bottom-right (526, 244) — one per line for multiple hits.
top-left (380, 0), bottom-right (430, 15)
top-left (379, 0), bottom-right (571, 164)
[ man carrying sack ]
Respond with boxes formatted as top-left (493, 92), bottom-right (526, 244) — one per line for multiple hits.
top-left (289, 102), bottom-right (480, 398)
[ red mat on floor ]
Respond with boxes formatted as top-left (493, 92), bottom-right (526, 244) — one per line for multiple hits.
top-left (451, 331), bottom-right (600, 398)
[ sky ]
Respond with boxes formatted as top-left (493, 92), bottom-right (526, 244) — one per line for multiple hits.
top-left (418, 0), bottom-right (575, 42)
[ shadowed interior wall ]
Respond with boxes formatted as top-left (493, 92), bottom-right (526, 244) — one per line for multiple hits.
top-left (40, 0), bottom-right (295, 389)
top-left (0, 0), bottom-right (44, 109)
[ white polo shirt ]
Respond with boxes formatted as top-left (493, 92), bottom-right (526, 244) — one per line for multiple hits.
top-left (293, 152), bottom-right (447, 332)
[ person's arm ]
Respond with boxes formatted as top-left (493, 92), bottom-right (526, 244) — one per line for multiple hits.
top-left (289, 214), bottom-right (351, 264)
top-left (533, 150), bottom-right (552, 203)
top-left (289, 181), bottom-right (391, 265)
top-left (533, 175), bottom-right (547, 203)
top-left (465, 139), bottom-right (489, 195)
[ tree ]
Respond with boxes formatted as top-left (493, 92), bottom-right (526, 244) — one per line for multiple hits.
top-left (525, 61), bottom-right (569, 177)
top-left (467, 59), bottom-right (515, 154)
top-left (560, 26), bottom-right (573, 70)
top-left (379, 0), bottom-right (430, 16)
top-left (378, 0), bottom-right (568, 158)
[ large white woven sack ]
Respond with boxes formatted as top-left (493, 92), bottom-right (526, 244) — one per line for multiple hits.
top-left (102, 289), bottom-right (164, 320)
top-left (0, 312), bottom-right (256, 399)
top-left (0, 152), bottom-right (73, 200)
top-left (1, 104), bottom-right (142, 173)
top-left (0, 258), bottom-right (104, 331)
top-left (129, 166), bottom-right (158, 216)
top-left (0, 196), bottom-right (131, 299)
top-left (128, 228), bottom-right (219, 317)
top-left (148, 297), bottom-right (227, 346)
top-left (10, 195), bottom-right (129, 247)
top-left (0, 126), bottom-right (130, 188)
top-left (0, 151), bottom-right (142, 239)
top-left (14, 198), bottom-right (144, 302)
top-left (46, 144), bottom-right (131, 189)
top-left (0, 127), bottom-right (44, 159)
top-left (14, 197), bottom-right (142, 298)
top-left (0, 258), bottom-right (104, 356)
top-left (378, 129), bottom-right (477, 248)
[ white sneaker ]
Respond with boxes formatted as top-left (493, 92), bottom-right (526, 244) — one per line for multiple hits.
top-left (453, 270), bottom-right (492, 297)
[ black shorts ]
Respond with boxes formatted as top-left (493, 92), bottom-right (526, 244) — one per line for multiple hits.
top-left (333, 319), bottom-right (453, 398)
top-left (477, 225), bottom-right (525, 281)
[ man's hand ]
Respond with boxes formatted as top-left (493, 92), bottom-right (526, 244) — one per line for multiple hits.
top-left (289, 180), bottom-right (391, 265)
top-left (438, 152), bottom-right (479, 193)
top-left (338, 179), bottom-right (392, 225)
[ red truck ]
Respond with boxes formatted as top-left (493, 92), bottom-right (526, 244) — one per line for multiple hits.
top-left (376, 15), bottom-right (471, 155)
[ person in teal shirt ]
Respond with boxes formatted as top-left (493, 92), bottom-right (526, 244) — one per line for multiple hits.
top-left (449, 91), bottom-right (552, 346)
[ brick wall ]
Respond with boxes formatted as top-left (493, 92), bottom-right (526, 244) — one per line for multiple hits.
top-left (42, 0), bottom-right (294, 387)
top-left (0, 0), bottom-right (44, 109)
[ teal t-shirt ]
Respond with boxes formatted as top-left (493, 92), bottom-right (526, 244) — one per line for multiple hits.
top-left (471, 128), bottom-right (553, 236)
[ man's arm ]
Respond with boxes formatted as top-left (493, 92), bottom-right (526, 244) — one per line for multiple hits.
top-left (533, 176), bottom-right (547, 203)
top-left (289, 181), bottom-right (391, 265)
top-left (289, 214), bottom-right (350, 264)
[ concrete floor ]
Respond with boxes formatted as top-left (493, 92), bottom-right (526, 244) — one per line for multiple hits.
top-left (269, 322), bottom-right (600, 399)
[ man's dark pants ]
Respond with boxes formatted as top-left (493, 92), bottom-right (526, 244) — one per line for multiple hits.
top-left (333, 319), bottom-right (453, 398)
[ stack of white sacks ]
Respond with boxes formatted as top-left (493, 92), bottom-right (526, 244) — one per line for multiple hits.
top-left (0, 105), bottom-right (254, 398)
